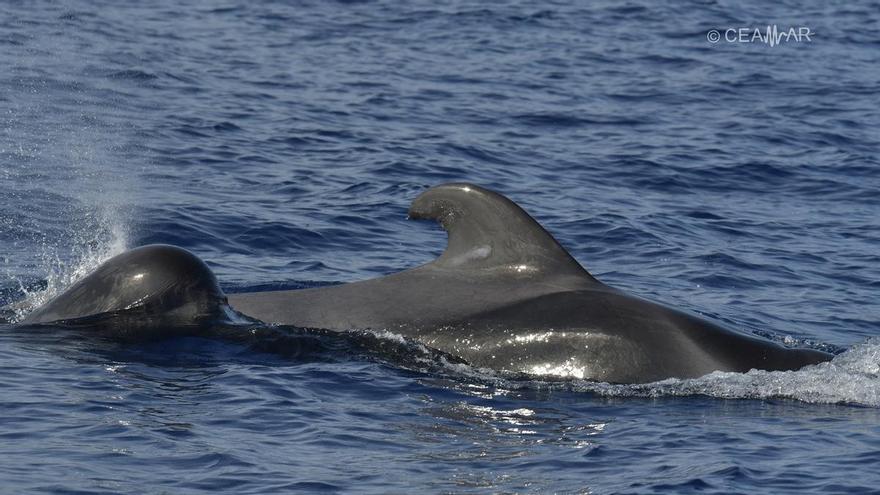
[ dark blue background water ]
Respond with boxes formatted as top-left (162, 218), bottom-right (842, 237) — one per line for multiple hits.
top-left (1, 1), bottom-right (879, 493)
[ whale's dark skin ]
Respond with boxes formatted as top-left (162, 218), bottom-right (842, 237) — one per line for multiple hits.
top-left (19, 183), bottom-right (832, 383)
top-left (21, 244), bottom-right (229, 335)
top-left (227, 183), bottom-right (832, 382)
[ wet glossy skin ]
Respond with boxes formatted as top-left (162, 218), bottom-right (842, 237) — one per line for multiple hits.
top-left (228, 260), bottom-right (831, 383)
top-left (21, 244), bottom-right (227, 329)
top-left (228, 183), bottom-right (832, 382)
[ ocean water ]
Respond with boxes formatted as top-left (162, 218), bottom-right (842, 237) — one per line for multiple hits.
top-left (1, 0), bottom-right (879, 493)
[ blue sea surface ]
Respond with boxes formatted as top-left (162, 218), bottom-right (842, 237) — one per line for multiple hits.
top-left (1, 0), bottom-right (879, 493)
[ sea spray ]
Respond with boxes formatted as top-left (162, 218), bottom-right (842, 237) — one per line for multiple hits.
top-left (7, 210), bottom-right (129, 323)
top-left (1, 40), bottom-right (137, 321)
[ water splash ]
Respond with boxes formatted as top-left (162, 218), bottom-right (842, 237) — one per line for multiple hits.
top-left (534, 340), bottom-right (877, 407)
top-left (1, 74), bottom-right (133, 322)
top-left (8, 218), bottom-right (128, 322)
top-left (583, 339), bottom-right (879, 407)
top-left (364, 331), bottom-right (880, 407)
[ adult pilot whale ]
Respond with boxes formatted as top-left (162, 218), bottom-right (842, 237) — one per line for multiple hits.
top-left (227, 183), bottom-right (831, 382)
top-left (20, 183), bottom-right (831, 383)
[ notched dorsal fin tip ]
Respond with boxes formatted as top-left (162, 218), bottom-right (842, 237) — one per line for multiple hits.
top-left (408, 183), bottom-right (596, 280)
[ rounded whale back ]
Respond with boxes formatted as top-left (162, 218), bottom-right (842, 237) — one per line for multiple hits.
top-left (22, 244), bottom-right (226, 326)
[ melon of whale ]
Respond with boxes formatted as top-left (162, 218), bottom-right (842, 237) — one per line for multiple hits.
top-left (19, 183), bottom-right (831, 383)
top-left (20, 244), bottom-right (229, 336)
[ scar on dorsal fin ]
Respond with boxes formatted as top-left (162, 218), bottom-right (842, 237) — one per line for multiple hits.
top-left (407, 183), bottom-right (596, 281)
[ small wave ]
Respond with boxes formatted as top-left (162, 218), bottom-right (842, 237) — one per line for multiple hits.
top-left (362, 331), bottom-right (879, 407)
top-left (108, 69), bottom-right (159, 82)
top-left (572, 341), bottom-right (879, 407)
top-left (572, 341), bottom-right (878, 407)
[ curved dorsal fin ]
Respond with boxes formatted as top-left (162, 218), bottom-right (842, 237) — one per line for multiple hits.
top-left (408, 183), bottom-right (595, 280)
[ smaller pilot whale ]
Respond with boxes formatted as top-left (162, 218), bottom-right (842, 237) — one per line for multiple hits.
top-left (21, 244), bottom-right (230, 334)
top-left (17, 183), bottom-right (832, 383)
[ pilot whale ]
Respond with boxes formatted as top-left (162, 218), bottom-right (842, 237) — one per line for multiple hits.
top-left (21, 244), bottom-right (229, 335)
top-left (19, 183), bottom-right (831, 383)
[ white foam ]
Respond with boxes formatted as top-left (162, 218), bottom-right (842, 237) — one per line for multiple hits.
top-left (365, 331), bottom-right (880, 407)
top-left (573, 340), bottom-right (880, 407)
